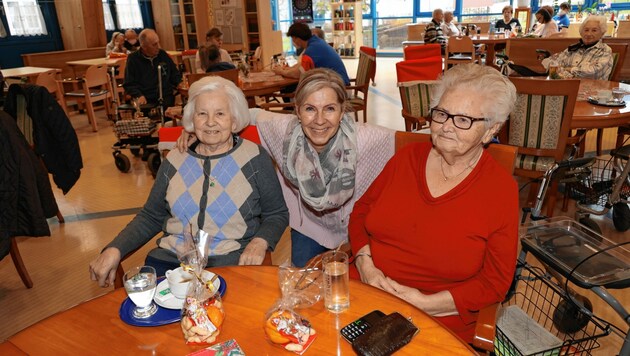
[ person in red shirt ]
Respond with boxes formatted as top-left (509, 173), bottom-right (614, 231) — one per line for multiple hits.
top-left (349, 63), bottom-right (519, 343)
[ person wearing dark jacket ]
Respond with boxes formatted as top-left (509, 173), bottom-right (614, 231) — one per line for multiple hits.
top-left (199, 44), bottom-right (237, 73)
top-left (123, 29), bottom-right (182, 108)
top-left (3, 84), bottom-right (83, 194)
top-left (0, 110), bottom-right (58, 259)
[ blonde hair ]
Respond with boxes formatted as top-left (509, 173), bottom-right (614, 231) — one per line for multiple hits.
top-left (430, 63), bottom-right (516, 127)
top-left (181, 76), bottom-right (250, 133)
top-left (294, 68), bottom-right (353, 115)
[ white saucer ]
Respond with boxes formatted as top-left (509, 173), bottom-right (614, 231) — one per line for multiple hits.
top-left (153, 271), bottom-right (221, 310)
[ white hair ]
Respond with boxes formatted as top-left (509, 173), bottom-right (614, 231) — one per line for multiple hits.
top-left (181, 76), bottom-right (250, 133)
top-left (580, 15), bottom-right (607, 35)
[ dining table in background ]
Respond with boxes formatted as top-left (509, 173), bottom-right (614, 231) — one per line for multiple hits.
top-left (66, 57), bottom-right (126, 80)
top-left (401, 35), bottom-right (509, 67)
top-left (0, 66), bottom-right (61, 82)
top-left (572, 79), bottom-right (630, 129)
top-left (7, 266), bottom-right (476, 355)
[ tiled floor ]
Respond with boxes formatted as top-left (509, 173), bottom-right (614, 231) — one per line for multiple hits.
top-left (0, 58), bottom-right (628, 354)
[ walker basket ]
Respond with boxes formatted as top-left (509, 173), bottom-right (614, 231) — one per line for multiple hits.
top-left (495, 264), bottom-right (610, 356)
top-left (114, 118), bottom-right (157, 138)
top-left (566, 157), bottom-right (630, 207)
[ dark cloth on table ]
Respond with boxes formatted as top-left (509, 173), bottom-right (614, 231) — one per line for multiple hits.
top-left (3, 84), bottom-right (83, 194)
top-left (124, 40), bottom-right (140, 52)
top-left (206, 62), bottom-right (237, 72)
top-left (0, 111), bottom-right (57, 259)
top-left (123, 49), bottom-right (182, 108)
top-left (495, 18), bottom-right (521, 31)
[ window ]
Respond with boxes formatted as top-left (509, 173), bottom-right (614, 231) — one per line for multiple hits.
top-left (114, 0), bottom-right (143, 29)
top-left (1, 0), bottom-right (48, 36)
top-left (103, 0), bottom-right (116, 31)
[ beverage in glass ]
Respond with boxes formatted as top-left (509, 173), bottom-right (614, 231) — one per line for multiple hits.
top-left (124, 266), bottom-right (158, 318)
top-left (323, 250), bottom-right (349, 313)
top-left (548, 60), bottom-right (559, 79)
top-left (612, 88), bottom-right (626, 103)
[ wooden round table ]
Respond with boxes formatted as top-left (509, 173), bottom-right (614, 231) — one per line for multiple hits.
top-left (572, 79), bottom-right (630, 129)
top-left (7, 266), bottom-right (475, 355)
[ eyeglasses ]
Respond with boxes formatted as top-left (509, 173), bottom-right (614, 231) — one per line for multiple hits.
top-left (430, 108), bottom-right (487, 130)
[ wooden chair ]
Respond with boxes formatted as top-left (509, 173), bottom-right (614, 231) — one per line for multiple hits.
top-left (617, 20), bottom-right (630, 38)
top-left (10, 238), bottom-right (33, 288)
top-left (35, 70), bottom-right (68, 116)
top-left (61, 64), bottom-right (113, 132)
top-left (306, 131), bottom-right (518, 353)
top-left (403, 43), bottom-right (442, 60)
top-left (112, 58), bottom-right (127, 104)
top-left (444, 36), bottom-right (476, 69)
top-left (396, 58), bottom-right (441, 132)
top-left (505, 77), bottom-right (579, 218)
top-left (187, 68), bottom-right (240, 86)
top-left (181, 49), bottom-right (198, 74)
top-left (407, 23), bottom-right (427, 41)
top-left (348, 46), bottom-right (377, 123)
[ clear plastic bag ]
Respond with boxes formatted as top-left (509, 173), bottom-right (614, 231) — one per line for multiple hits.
top-left (263, 266), bottom-right (322, 353)
top-left (178, 228), bottom-right (225, 345)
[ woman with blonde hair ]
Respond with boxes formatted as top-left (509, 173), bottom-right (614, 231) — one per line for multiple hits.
top-left (105, 32), bottom-right (126, 56)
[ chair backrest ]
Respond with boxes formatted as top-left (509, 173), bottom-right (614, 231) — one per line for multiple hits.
top-left (617, 20), bottom-right (630, 38)
top-left (354, 47), bottom-right (377, 87)
top-left (182, 49), bottom-right (198, 74)
top-left (396, 57), bottom-right (442, 82)
top-left (187, 68), bottom-right (240, 86)
top-left (608, 43), bottom-right (628, 82)
top-left (397, 80), bottom-right (435, 122)
top-left (403, 44), bottom-right (442, 60)
top-left (407, 23), bottom-right (427, 41)
top-left (446, 35), bottom-right (474, 54)
top-left (35, 70), bottom-right (60, 94)
top-left (463, 22), bottom-right (490, 34)
top-left (507, 78), bottom-right (579, 171)
top-left (394, 131), bottom-right (518, 174)
top-left (84, 64), bottom-right (110, 88)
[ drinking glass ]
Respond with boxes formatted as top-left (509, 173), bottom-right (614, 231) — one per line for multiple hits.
top-left (124, 266), bottom-right (158, 319)
top-left (612, 88), bottom-right (626, 103)
top-left (322, 250), bottom-right (349, 313)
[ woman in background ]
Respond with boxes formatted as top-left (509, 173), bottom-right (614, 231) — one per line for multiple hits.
top-left (106, 32), bottom-right (126, 57)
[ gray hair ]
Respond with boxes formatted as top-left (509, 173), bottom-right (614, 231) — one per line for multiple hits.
top-left (138, 29), bottom-right (158, 46)
top-left (580, 15), bottom-right (607, 35)
top-left (430, 63), bottom-right (516, 127)
top-left (181, 76), bottom-right (250, 133)
top-left (294, 68), bottom-right (353, 114)
top-left (432, 8), bottom-right (443, 17)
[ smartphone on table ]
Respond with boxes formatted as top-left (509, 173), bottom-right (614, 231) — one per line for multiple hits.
top-left (340, 310), bottom-right (386, 343)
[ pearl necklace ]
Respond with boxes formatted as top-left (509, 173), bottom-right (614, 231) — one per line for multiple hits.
top-left (439, 151), bottom-right (482, 182)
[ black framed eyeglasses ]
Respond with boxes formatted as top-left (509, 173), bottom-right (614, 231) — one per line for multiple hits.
top-left (430, 108), bottom-right (487, 130)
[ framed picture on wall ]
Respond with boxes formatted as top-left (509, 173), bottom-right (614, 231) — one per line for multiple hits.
top-left (292, 0), bottom-right (313, 23)
top-left (215, 10), bottom-right (224, 26)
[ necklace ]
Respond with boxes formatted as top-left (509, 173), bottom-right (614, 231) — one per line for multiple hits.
top-left (439, 151), bottom-right (482, 182)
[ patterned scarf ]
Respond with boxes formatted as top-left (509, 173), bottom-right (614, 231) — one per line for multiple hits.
top-left (281, 116), bottom-right (358, 211)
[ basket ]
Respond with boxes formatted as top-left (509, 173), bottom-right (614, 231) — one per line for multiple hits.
top-left (114, 118), bottom-right (157, 137)
top-left (495, 264), bottom-right (610, 356)
top-left (566, 157), bottom-right (630, 207)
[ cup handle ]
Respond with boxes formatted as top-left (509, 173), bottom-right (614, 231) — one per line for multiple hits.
top-left (165, 270), bottom-right (173, 279)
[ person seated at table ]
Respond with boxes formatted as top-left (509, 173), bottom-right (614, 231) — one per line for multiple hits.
top-left (177, 68), bottom-right (394, 267)
top-left (424, 9), bottom-right (447, 54)
top-left (106, 32), bottom-right (127, 57)
top-left (89, 76), bottom-right (289, 286)
top-left (553, 2), bottom-right (571, 30)
top-left (195, 28), bottom-right (233, 74)
top-left (123, 29), bottom-right (182, 109)
top-left (199, 44), bottom-right (236, 73)
top-left (441, 11), bottom-right (460, 37)
top-left (123, 29), bottom-right (140, 52)
top-left (532, 8), bottom-right (558, 38)
top-left (542, 15), bottom-right (613, 80)
top-left (273, 22), bottom-right (350, 85)
top-left (495, 5), bottom-right (521, 32)
top-left (311, 27), bottom-right (326, 40)
top-left (348, 63), bottom-right (519, 343)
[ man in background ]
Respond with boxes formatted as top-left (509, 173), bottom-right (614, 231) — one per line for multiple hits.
top-left (424, 9), bottom-right (447, 54)
top-left (441, 11), bottom-right (460, 37)
top-left (123, 29), bottom-right (181, 108)
top-left (273, 22), bottom-right (349, 85)
top-left (195, 28), bottom-right (233, 73)
top-left (553, 2), bottom-right (571, 29)
top-left (123, 29), bottom-right (140, 52)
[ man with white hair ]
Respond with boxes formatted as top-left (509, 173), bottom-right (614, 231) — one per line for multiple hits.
top-left (424, 9), bottom-right (447, 53)
top-left (441, 11), bottom-right (460, 36)
top-left (542, 15), bottom-right (612, 80)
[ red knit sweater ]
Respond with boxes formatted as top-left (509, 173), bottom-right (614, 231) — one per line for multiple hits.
top-left (349, 142), bottom-right (518, 342)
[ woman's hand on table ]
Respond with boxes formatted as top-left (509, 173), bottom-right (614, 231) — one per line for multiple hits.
top-left (89, 247), bottom-right (121, 288)
top-left (176, 130), bottom-right (197, 153)
top-left (355, 252), bottom-right (397, 293)
top-left (239, 237), bottom-right (269, 265)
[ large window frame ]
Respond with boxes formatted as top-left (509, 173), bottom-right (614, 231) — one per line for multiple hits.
top-left (1, 0), bottom-right (48, 36)
top-left (102, 0), bottom-right (144, 32)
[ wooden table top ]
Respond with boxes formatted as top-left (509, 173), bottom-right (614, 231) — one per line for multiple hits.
top-left (66, 58), bottom-right (125, 67)
top-left (8, 266), bottom-right (475, 355)
top-left (573, 79), bottom-right (630, 129)
top-left (0, 66), bottom-right (60, 79)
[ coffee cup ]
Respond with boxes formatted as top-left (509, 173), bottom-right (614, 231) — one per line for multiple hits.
top-left (597, 90), bottom-right (612, 103)
top-left (165, 267), bottom-right (193, 299)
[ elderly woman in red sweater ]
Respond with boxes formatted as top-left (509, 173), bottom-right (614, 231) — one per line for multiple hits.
top-left (348, 63), bottom-right (519, 343)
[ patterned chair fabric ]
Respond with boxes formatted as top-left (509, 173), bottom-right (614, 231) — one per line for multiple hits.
top-left (509, 93), bottom-right (568, 171)
top-left (398, 81), bottom-right (436, 132)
